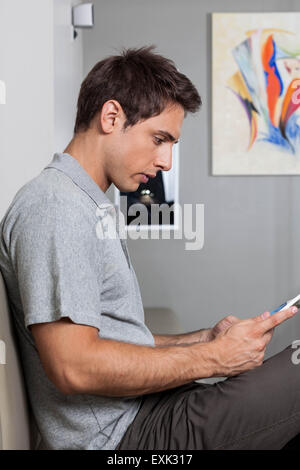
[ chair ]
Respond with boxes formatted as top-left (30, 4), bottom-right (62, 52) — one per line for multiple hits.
top-left (0, 270), bottom-right (31, 449)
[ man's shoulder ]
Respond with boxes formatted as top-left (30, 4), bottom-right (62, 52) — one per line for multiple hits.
top-left (1, 168), bottom-right (97, 235)
top-left (17, 168), bottom-right (88, 209)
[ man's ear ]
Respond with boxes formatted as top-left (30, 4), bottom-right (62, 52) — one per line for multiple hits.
top-left (100, 100), bottom-right (124, 134)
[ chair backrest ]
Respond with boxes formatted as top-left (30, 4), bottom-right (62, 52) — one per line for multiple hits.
top-left (0, 270), bottom-right (31, 449)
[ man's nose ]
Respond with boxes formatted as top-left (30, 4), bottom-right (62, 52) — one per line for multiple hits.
top-left (155, 148), bottom-right (172, 171)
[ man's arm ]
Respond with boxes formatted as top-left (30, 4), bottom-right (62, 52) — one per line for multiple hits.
top-left (153, 329), bottom-right (212, 347)
top-left (31, 318), bottom-right (216, 397)
top-left (30, 307), bottom-right (298, 398)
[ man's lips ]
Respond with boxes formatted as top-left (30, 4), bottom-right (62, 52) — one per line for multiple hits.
top-left (139, 173), bottom-right (156, 183)
top-left (140, 174), bottom-right (149, 183)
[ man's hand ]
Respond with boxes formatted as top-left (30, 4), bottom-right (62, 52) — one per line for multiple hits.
top-left (209, 315), bottom-right (241, 341)
top-left (209, 311), bottom-right (276, 341)
top-left (209, 307), bottom-right (298, 377)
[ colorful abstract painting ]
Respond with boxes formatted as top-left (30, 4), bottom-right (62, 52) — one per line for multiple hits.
top-left (212, 13), bottom-right (300, 174)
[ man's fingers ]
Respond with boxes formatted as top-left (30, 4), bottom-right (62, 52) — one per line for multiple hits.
top-left (258, 307), bottom-right (298, 333)
top-left (225, 315), bottom-right (240, 322)
top-left (262, 329), bottom-right (274, 344)
top-left (257, 311), bottom-right (271, 321)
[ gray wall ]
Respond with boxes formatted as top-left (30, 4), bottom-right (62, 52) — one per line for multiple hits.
top-left (82, 0), bottom-right (300, 358)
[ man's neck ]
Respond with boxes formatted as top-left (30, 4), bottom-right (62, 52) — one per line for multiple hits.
top-left (63, 132), bottom-right (110, 192)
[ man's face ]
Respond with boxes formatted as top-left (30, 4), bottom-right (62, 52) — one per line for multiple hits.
top-left (104, 103), bottom-right (184, 192)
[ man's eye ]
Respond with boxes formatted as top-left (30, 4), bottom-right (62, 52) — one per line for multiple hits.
top-left (154, 137), bottom-right (165, 145)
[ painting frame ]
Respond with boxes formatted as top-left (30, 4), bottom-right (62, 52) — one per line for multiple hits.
top-left (212, 12), bottom-right (300, 175)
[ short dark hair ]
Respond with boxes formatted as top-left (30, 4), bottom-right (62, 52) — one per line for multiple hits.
top-left (74, 45), bottom-right (201, 134)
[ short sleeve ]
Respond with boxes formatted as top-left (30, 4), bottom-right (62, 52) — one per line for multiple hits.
top-left (10, 198), bottom-right (103, 332)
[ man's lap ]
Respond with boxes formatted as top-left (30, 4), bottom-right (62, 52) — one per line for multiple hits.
top-left (116, 344), bottom-right (300, 450)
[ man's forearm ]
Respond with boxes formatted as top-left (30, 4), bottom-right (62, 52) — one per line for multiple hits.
top-left (64, 337), bottom-right (217, 398)
top-left (153, 328), bottom-right (212, 347)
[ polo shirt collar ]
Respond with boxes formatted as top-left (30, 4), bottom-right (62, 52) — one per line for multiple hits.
top-left (44, 152), bottom-right (114, 209)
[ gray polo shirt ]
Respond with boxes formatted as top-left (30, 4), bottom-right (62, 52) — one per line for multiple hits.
top-left (0, 152), bottom-right (155, 450)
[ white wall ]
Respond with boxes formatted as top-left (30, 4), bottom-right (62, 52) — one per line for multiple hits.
top-left (0, 0), bottom-right (83, 219)
top-left (0, 0), bottom-right (54, 219)
top-left (54, 0), bottom-right (83, 152)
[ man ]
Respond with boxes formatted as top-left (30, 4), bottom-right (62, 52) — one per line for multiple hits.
top-left (0, 46), bottom-right (299, 450)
